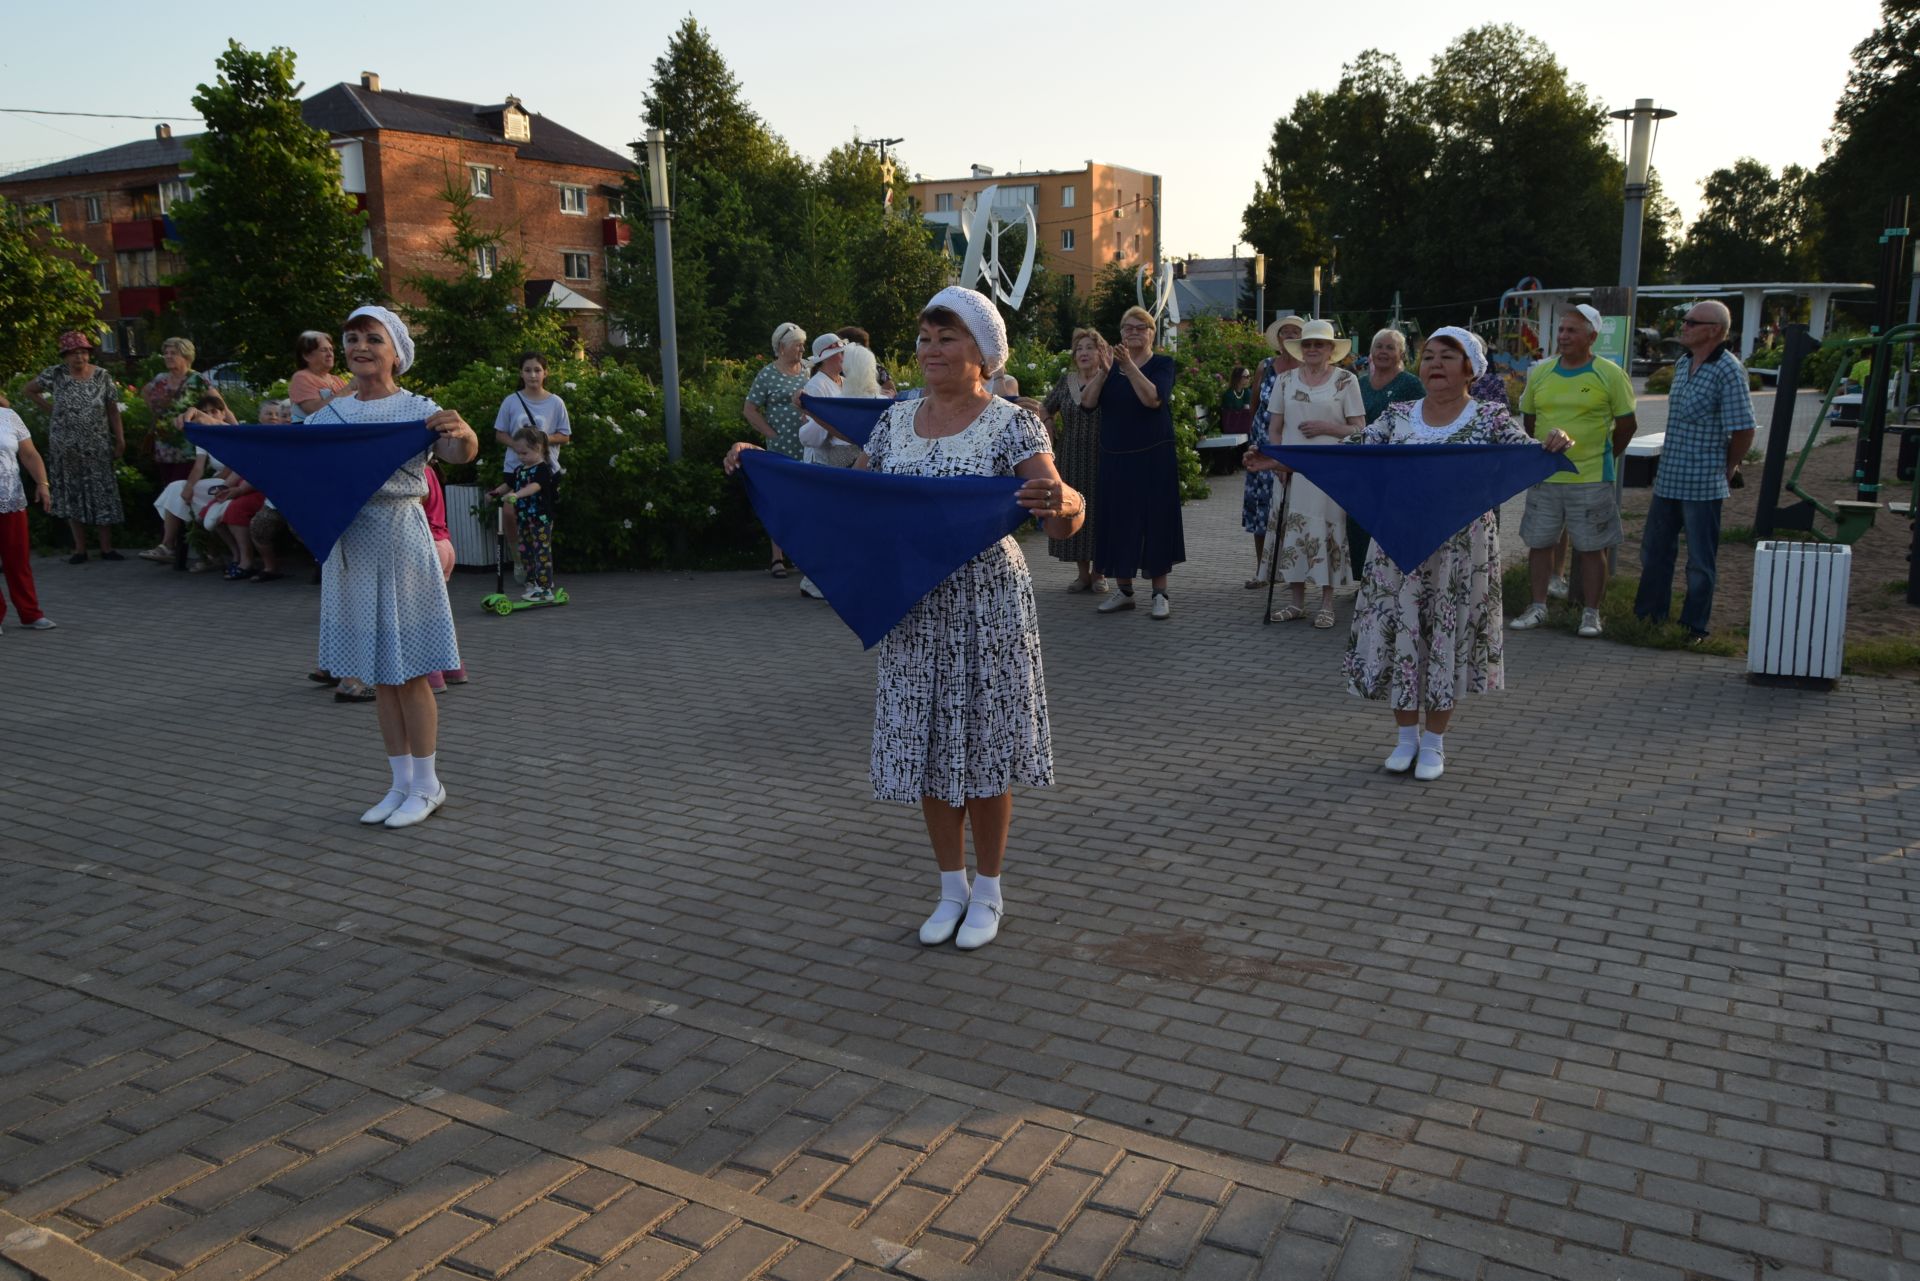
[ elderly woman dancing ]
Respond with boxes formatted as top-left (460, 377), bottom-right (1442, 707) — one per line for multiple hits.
top-left (307, 306), bottom-right (479, 828)
top-left (1341, 328), bottom-right (1570, 781)
top-left (726, 287), bottom-right (1083, 951)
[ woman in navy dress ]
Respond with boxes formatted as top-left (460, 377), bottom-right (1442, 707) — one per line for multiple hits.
top-left (1088, 306), bottom-right (1183, 620)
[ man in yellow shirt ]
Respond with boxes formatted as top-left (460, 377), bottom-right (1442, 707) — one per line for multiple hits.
top-left (1510, 304), bottom-right (1638, 638)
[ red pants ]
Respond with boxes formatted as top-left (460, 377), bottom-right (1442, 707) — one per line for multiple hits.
top-left (0, 509), bottom-right (43, 625)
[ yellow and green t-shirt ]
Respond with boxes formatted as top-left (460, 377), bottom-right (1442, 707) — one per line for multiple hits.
top-left (1519, 356), bottom-right (1636, 484)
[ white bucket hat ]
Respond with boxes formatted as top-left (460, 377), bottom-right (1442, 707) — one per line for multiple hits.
top-left (808, 333), bottom-right (848, 368)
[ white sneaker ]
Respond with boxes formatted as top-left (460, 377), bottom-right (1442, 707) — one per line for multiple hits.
top-left (799, 576), bottom-right (825, 600)
top-left (1547, 574), bottom-right (1570, 600)
top-left (1150, 592), bottom-right (1171, 620)
top-left (26, 618), bottom-right (56, 630)
top-left (1414, 745), bottom-right (1445, 782)
top-left (383, 785), bottom-right (446, 829)
top-left (1385, 738), bottom-right (1416, 773)
top-left (359, 789), bottom-right (408, 825)
top-left (1508, 602), bottom-right (1548, 630)
top-left (955, 899), bottom-right (1002, 950)
top-left (1097, 589), bottom-right (1136, 613)
top-left (521, 585), bottom-right (543, 601)
top-left (918, 898), bottom-right (969, 946)
top-left (1577, 608), bottom-right (1603, 638)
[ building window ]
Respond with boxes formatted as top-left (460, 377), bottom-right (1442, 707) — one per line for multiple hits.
top-left (1061, 185), bottom-right (1076, 208)
top-left (610, 194), bottom-right (627, 218)
top-left (99, 327), bottom-right (118, 355)
top-left (935, 193), bottom-right (952, 212)
top-left (92, 261), bottom-right (109, 293)
top-left (116, 250), bottom-right (158, 287)
top-left (159, 179), bottom-right (190, 212)
top-left (1061, 229), bottom-right (1075, 252)
top-left (559, 185), bottom-right (588, 215)
top-left (474, 244), bottom-right (499, 278)
top-left (469, 166), bottom-right (493, 199)
top-left (992, 185), bottom-right (1036, 210)
top-left (562, 252), bottom-right (591, 281)
top-left (84, 195), bottom-right (104, 223)
top-left (35, 199), bottom-right (59, 224)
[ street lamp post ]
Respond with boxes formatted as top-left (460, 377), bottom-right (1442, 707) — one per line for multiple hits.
top-left (1609, 99), bottom-right (1675, 331)
top-left (1253, 252), bottom-right (1266, 331)
top-left (644, 128), bottom-right (682, 463)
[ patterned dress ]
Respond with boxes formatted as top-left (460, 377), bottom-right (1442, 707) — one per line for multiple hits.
top-left (1342, 399), bottom-right (1534, 711)
top-left (311, 391), bottom-right (461, 685)
top-left (865, 398), bottom-right (1054, 806)
top-left (38, 364), bottom-right (123, 526)
top-left (745, 361), bottom-right (811, 460)
top-left (1040, 371), bottom-right (1099, 564)
top-left (1271, 368), bottom-right (1363, 591)
top-left (1242, 356), bottom-right (1284, 534)
top-left (140, 369), bottom-right (210, 469)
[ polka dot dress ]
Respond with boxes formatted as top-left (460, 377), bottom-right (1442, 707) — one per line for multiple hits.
top-left (312, 391), bottom-right (462, 685)
top-left (864, 398), bottom-right (1055, 806)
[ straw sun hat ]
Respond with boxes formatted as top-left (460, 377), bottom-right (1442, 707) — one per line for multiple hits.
top-left (1282, 318), bottom-right (1352, 362)
top-left (1263, 313), bottom-right (1304, 352)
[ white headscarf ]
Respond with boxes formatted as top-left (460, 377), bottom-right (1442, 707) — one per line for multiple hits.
top-left (925, 286), bottom-right (1008, 376)
top-left (345, 305), bottom-right (415, 377)
top-left (1427, 326), bottom-right (1487, 378)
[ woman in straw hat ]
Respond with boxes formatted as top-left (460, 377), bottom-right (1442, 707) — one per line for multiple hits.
top-left (1246, 318), bottom-right (1364, 627)
top-left (1241, 315), bottom-right (1302, 588)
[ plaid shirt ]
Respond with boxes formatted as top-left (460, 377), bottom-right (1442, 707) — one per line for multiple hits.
top-left (1655, 345), bottom-right (1756, 501)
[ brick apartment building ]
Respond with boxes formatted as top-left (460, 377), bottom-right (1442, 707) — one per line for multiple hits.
top-left (0, 72), bottom-right (635, 362)
top-left (908, 161), bottom-right (1161, 299)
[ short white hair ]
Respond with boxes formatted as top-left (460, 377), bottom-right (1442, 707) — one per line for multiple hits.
top-left (1370, 328), bottom-right (1407, 357)
top-left (1692, 300), bottom-right (1732, 331)
top-left (840, 344), bottom-right (881, 397)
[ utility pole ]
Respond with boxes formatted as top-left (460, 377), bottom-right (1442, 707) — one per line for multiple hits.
top-left (857, 136), bottom-right (905, 212)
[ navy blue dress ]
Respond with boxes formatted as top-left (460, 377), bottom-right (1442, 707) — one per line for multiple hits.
top-left (1094, 354), bottom-right (1185, 580)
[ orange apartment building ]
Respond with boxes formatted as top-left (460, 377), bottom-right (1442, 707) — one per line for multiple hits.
top-left (908, 162), bottom-right (1161, 299)
top-left (0, 73), bottom-right (634, 360)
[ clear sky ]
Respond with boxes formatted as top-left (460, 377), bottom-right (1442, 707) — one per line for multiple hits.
top-left (0, 0), bottom-right (1878, 267)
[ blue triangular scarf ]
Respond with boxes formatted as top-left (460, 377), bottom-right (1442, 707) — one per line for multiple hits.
top-left (798, 394), bottom-right (893, 448)
top-left (739, 449), bottom-right (1027, 648)
top-left (1261, 442), bottom-right (1575, 572)
top-left (183, 420), bottom-right (435, 563)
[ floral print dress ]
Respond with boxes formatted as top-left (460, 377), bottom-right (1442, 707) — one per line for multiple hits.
top-left (141, 369), bottom-right (209, 468)
top-left (1040, 371), bottom-right (1098, 563)
top-left (1242, 356), bottom-right (1282, 534)
top-left (39, 364), bottom-right (123, 526)
top-left (1342, 398), bottom-right (1533, 711)
top-left (864, 398), bottom-right (1055, 806)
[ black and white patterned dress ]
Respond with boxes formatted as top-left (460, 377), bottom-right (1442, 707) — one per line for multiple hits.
top-left (865, 398), bottom-right (1055, 806)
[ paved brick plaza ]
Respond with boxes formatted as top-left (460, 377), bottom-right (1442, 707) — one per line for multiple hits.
top-left (2, 478), bottom-right (1917, 1281)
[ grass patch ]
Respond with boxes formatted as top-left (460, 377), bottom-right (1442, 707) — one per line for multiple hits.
top-left (1884, 579), bottom-right (1910, 597)
top-left (1844, 636), bottom-right (1920, 676)
top-left (1498, 565), bottom-right (1742, 656)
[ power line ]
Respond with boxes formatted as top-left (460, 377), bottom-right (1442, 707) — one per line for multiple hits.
top-left (0, 108), bottom-right (198, 122)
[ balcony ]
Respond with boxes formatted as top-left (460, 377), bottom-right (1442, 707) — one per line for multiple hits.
top-left (601, 218), bottom-right (631, 247)
top-left (111, 218), bottom-right (171, 251)
top-left (119, 286), bottom-right (178, 314)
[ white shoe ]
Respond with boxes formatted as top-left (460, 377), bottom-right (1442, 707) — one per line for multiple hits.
top-left (1385, 739), bottom-right (1416, 773)
top-left (138, 545), bottom-right (174, 563)
top-left (1414, 746), bottom-right (1445, 782)
top-left (1547, 574), bottom-right (1570, 600)
top-left (521, 585), bottom-right (543, 601)
top-left (383, 785), bottom-right (446, 829)
top-left (955, 899), bottom-right (1002, 950)
top-left (799, 576), bottom-right (825, 600)
top-left (26, 618), bottom-right (56, 630)
top-left (359, 789), bottom-right (408, 825)
top-left (1097, 589), bottom-right (1135, 613)
top-left (1508, 602), bottom-right (1548, 630)
top-left (1150, 592), bottom-right (1171, 620)
top-left (918, 898), bottom-right (969, 947)
top-left (1577, 608), bottom-right (1603, 638)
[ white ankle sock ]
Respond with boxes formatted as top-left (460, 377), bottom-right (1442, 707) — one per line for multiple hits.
top-left (972, 874), bottom-right (1002, 909)
top-left (388, 755), bottom-right (412, 790)
top-left (940, 869), bottom-right (971, 903)
top-left (410, 753), bottom-right (440, 796)
top-left (1397, 725), bottom-right (1418, 751)
top-left (1419, 730), bottom-right (1445, 755)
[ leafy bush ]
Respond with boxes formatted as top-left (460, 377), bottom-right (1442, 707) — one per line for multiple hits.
top-left (1644, 365), bottom-right (1674, 394)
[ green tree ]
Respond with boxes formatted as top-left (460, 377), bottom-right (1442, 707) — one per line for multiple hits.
top-left (1640, 169), bottom-right (1683, 285)
top-left (0, 198), bottom-right (103, 378)
top-left (401, 177), bottom-right (572, 387)
top-left (1088, 261), bottom-right (1144, 336)
top-left (171, 41), bottom-right (381, 383)
top-left (1811, 0), bottom-right (1920, 279)
top-left (1677, 158), bottom-right (1819, 282)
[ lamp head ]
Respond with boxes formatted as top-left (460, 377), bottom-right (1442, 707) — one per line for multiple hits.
top-left (645, 128), bottom-right (670, 211)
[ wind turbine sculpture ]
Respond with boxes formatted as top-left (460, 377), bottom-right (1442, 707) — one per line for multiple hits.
top-left (1136, 259), bottom-right (1180, 349)
top-left (958, 185), bottom-right (1038, 309)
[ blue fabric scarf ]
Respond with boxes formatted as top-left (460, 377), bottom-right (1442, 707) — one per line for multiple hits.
top-left (797, 394), bottom-right (893, 448)
top-left (183, 420), bottom-right (435, 563)
top-left (1260, 442), bottom-right (1575, 572)
top-left (739, 449), bottom-right (1027, 648)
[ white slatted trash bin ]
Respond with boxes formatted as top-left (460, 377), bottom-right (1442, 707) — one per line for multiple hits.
top-left (443, 483), bottom-right (495, 567)
top-left (1747, 541), bottom-right (1851, 685)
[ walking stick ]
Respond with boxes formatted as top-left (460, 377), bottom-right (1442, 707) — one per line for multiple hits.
top-left (1262, 471), bottom-right (1292, 623)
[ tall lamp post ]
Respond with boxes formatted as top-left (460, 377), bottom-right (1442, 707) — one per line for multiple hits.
top-left (1253, 252), bottom-right (1266, 331)
top-left (644, 128), bottom-right (682, 462)
top-left (1609, 99), bottom-right (1675, 335)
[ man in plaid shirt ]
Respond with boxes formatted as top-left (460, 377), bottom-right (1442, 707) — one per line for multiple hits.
top-left (1634, 300), bottom-right (1756, 642)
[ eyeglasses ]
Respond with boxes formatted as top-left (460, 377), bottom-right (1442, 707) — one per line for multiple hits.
top-left (1120, 323), bottom-right (1151, 334)
top-left (1680, 318), bottom-right (1714, 328)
